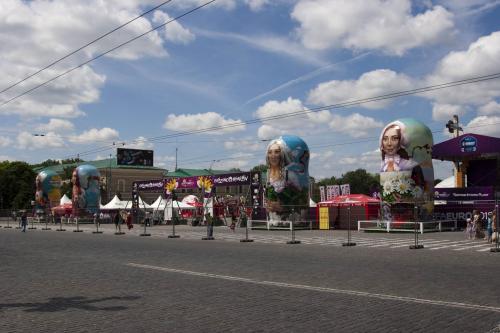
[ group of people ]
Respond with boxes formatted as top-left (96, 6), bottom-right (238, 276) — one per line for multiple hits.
top-left (113, 211), bottom-right (134, 231)
top-left (466, 209), bottom-right (497, 242)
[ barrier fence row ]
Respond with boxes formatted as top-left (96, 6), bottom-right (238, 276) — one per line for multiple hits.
top-left (1, 216), bottom-right (498, 253)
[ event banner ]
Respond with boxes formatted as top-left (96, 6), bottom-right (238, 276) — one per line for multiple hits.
top-left (134, 179), bottom-right (164, 192)
top-left (163, 172), bottom-right (253, 197)
top-left (326, 185), bottom-right (333, 200)
top-left (319, 186), bottom-right (325, 202)
top-left (434, 186), bottom-right (494, 201)
top-left (212, 172), bottom-right (251, 186)
top-left (250, 171), bottom-right (263, 219)
top-left (340, 184), bottom-right (350, 196)
top-left (332, 185), bottom-right (340, 198)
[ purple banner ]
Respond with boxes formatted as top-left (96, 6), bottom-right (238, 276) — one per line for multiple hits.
top-left (173, 176), bottom-right (198, 189)
top-left (133, 179), bottom-right (164, 192)
top-left (212, 172), bottom-right (251, 186)
top-left (434, 186), bottom-right (494, 200)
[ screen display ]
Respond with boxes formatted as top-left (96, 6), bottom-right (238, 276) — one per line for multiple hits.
top-left (117, 148), bottom-right (154, 166)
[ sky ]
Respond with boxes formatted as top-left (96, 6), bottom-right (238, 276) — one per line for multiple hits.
top-left (1, 0), bottom-right (500, 181)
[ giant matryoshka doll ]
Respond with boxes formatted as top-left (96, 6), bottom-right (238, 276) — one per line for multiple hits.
top-left (265, 135), bottom-right (310, 224)
top-left (379, 118), bottom-right (434, 221)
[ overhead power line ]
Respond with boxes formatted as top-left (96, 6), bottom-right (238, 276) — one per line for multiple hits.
top-left (0, 0), bottom-right (217, 108)
top-left (122, 71), bottom-right (500, 143)
top-left (0, 0), bottom-right (174, 96)
top-left (60, 72), bottom-right (500, 159)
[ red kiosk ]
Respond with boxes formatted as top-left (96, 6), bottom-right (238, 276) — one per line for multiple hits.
top-left (317, 194), bottom-right (380, 229)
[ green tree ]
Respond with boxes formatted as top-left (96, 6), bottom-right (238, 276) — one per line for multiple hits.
top-left (250, 164), bottom-right (267, 173)
top-left (338, 169), bottom-right (379, 196)
top-left (0, 161), bottom-right (36, 209)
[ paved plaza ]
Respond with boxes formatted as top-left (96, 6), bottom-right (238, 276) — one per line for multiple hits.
top-left (0, 222), bottom-right (499, 332)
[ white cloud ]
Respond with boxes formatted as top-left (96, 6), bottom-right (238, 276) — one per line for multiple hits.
top-left (245, 0), bottom-right (270, 11)
top-left (311, 150), bottom-right (333, 161)
top-left (154, 155), bottom-right (175, 169)
top-left (463, 116), bottom-right (500, 136)
top-left (431, 103), bottom-right (468, 122)
top-left (215, 152), bottom-right (254, 170)
top-left (0, 0), bottom-right (192, 118)
top-left (0, 136), bottom-right (12, 147)
top-left (338, 149), bottom-right (380, 170)
top-left (16, 131), bottom-right (65, 149)
top-left (224, 139), bottom-right (262, 152)
top-left (308, 69), bottom-right (414, 109)
top-left (153, 10), bottom-right (195, 45)
top-left (123, 136), bottom-right (154, 149)
top-left (254, 97), bottom-right (325, 140)
top-left (0, 155), bottom-right (15, 162)
top-left (69, 128), bottom-right (119, 144)
top-left (291, 0), bottom-right (455, 55)
top-left (163, 112), bottom-right (246, 135)
top-left (194, 29), bottom-right (327, 66)
top-left (169, 0), bottom-right (235, 10)
top-left (478, 101), bottom-right (500, 115)
top-left (423, 31), bottom-right (500, 106)
top-left (36, 118), bottom-right (75, 133)
top-left (329, 113), bottom-right (383, 138)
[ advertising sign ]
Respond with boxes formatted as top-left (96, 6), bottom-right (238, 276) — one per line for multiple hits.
top-left (134, 179), bottom-right (164, 192)
top-left (117, 148), bottom-right (154, 166)
top-left (319, 186), bottom-right (326, 202)
top-left (460, 136), bottom-right (477, 153)
top-left (340, 184), bottom-right (350, 196)
top-left (434, 186), bottom-right (494, 201)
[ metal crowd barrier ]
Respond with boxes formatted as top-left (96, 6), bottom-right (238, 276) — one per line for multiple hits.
top-left (358, 219), bottom-right (458, 234)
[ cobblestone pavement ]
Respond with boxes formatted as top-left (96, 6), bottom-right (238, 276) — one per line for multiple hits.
top-left (1, 224), bottom-right (499, 332)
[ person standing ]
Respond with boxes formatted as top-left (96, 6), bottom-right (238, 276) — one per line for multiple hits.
top-left (472, 210), bottom-right (482, 240)
top-left (20, 211), bottom-right (28, 232)
top-left (126, 212), bottom-right (133, 230)
top-left (486, 212), bottom-right (494, 243)
top-left (113, 212), bottom-right (120, 232)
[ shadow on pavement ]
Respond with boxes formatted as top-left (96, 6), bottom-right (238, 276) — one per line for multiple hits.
top-left (0, 295), bottom-right (141, 312)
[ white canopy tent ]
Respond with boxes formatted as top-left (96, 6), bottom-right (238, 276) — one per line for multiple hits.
top-left (60, 194), bottom-right (71, 205)
top-left (435, 176), bottom-right (454, 188)
top-left (132, 196), bottom-right (153, 210)
top-left (150, 195), bottom-right (167, 211)
top-left (101, 195), bottom-right (129, 210)
top-left (309, 198), bottom-right (317, 208)
top-left (164, 199), bottom-right (198, 221)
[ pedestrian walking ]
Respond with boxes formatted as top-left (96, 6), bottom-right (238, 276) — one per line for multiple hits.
top-left (126, 212), bottom-right (133, 230)
top-left (113, 212), bottom-right (121, 232)
top-left (20, 211), bottom-right (28, 232)
top-left (472, 209), bottom-right (483, 240)
top-left (465, 218), bottom-right (474, 239)
top-left (206, 213), bottom-right (214, 238)
top-left (486, 211), bottom-right (494, 243)
top-left (229, 214), bottom-right (236, 232)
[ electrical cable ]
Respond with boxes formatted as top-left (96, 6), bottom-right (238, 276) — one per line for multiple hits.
top-left (0, 0), bottom-right (217, 108)
top-left (0, 0), bottom-right (174, 95)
